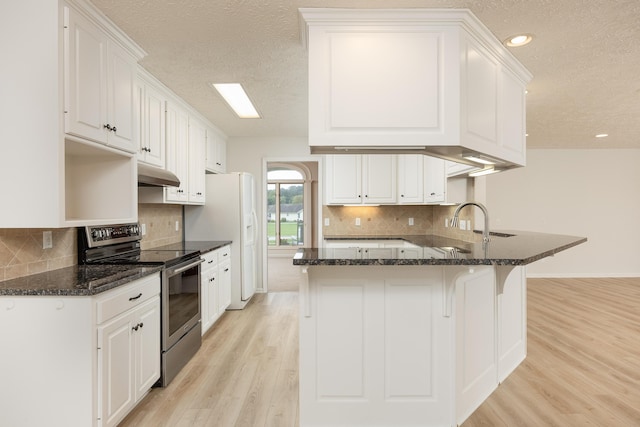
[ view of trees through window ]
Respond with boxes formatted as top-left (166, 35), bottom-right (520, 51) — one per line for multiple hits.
top-left (267, 168), bottom-right (304, 247)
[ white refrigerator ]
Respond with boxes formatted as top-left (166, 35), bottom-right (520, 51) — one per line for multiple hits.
top-left (185, 172), bottom-right (257, 309)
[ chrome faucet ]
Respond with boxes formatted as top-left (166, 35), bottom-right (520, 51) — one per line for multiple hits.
top-left (450, 201), bottom-right (491, 243)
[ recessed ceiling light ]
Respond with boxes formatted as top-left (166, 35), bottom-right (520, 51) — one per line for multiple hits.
top-left (595, 133), bottom-right (608, 138)
top-left (504, 34), bottom-right (534, 47)
top-left (211, 83), bottom-right (261, 119)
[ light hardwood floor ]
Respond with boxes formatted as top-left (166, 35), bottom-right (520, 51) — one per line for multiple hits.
top-left (120, 278), bottom-right (640, 427)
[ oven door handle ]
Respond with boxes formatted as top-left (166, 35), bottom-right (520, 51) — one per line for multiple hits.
top-left (171, 258), bottom-right (205, 274)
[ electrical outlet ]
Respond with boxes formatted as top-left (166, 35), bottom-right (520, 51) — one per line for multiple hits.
top-left (141, 223), bottom-right (147, 236)
top-left (355, 217), bottom-right (361, 226)
top-left (324, 218), bottom-right (330, 226)
top-left (445, 218), bottom-right (449, 228)
top-left (175, 221), bottom-right (180, 231)
top-left (459, 220), bottom-right (466, 231)
top-left (408, 217), bottom-right (414, 226)
top-left (42, 231), bottom-right (52, 249)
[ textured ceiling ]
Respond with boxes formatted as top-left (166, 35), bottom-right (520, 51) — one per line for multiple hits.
top-left (91, 0), bottom-right (640, 149)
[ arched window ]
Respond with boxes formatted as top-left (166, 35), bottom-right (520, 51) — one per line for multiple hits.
top-left (267, 165), bottom-right (305, 246)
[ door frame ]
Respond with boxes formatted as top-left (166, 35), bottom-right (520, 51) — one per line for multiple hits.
top-left (262, 156), bottom-right (323, 292)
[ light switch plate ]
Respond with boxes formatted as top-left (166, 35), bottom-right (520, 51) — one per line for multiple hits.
top-left (324, 218), bottom-right (330, 226)
top-left (42, 231), bottom-right (52, 249)
top-left (355, 217), bottom-right (361, 226)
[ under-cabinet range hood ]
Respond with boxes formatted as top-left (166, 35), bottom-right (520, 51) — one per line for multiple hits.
top-left (138, 163), bottom-right (180, 187)
top-left (299, 8), bottom-right (533, 170)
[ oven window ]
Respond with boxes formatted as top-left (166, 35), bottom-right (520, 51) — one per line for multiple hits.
top-left (167, 264), bottom-right (200, 337)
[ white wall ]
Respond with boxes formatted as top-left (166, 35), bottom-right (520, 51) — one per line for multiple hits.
top-left (226, 137), bottom-right (321, 290)
top-left (486, 149), bottom-right (640, 278)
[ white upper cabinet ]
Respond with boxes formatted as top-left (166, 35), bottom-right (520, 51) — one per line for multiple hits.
top-left (136, 77), bottom-right (166, 168)
top-left (188, 117), bottom-right (206, 204)
top-left (397, 155), bottom-right (424, 204)
top-left (424, 155), bottom-right (446, 203)
top-left (300, 9), bottom-right (532, 169)
top-left (325, 155), bottom-right (396, 205)
top-left (65, 5), bottom-right (137, 153)
top-left (205, 126), bottom-right (227, 174)
top-left (0, 1), bottom-right (144, 228)
top-left (164, 101), bottom-right (189, 203)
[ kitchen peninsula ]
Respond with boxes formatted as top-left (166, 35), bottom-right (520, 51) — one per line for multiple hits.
top-left (294, 231), bottom-right (586, 427)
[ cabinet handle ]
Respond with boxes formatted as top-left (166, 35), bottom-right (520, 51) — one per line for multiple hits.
top-left (224, 268), bottom-right (229, 272)
top-left (210, 277), bottom-right (215, 282)
top-left (358, 195), bottom-right (361, 198)
top-left (216, 162), bottom-right (221, 166)
top-left (430, 192), bottom-right (436, 196)
top-left (129, 293), bottom-right (142, 301)
top-left (132, 325), bottom-right (139, 331)
top-left (208, 260), bottom-right (214, 264)
top-left (132, 322), bottom-right (144, 332)
top-left (103, 124), bottom-right (113, 131)
top-left (139, 322), bottom-right (144, 329)
top-left (401, 194), bottom-right (404, 197)
top-left (112, 126), bottom-right (117, 133)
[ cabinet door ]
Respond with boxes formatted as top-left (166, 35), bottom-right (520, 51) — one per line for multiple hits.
top-left (424, 156), bottom-right (446, 203)
top-left (455, 267), bottom-right (497, 424)
top-left (188, 118), bottom-right (206, 204)
top-left (107, 42), bottom-right (137, 153)
top-left (219, 260), bottom-right (231, 312)
top-left (325, 155), bottom-right (362, 204)
top-left (65, 6), bottom-right (108, 144)
top-left (397, 155), bottom-right (424, 204)
top-left (165, 102), bottom-right (189, 202)
top-left (140, 84), bottom-right (166, 167)
top-left (363, 155), bottom-right (397, 204)
top-left (206, 128), bottom-right (227, 173)
top-left (98, 313), bottom-right (135, 427)
top-left (134, 296), bottom-right (160, 401)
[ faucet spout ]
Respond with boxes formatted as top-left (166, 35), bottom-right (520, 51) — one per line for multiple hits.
top-left (452, 201), bottom-right (491, 243)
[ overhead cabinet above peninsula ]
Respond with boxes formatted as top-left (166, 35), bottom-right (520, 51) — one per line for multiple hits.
top-left (299, 9), bottom-right (533, 170)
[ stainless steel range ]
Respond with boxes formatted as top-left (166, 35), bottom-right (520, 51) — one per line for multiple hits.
top-left (78, 223), bottom-right (203, 387)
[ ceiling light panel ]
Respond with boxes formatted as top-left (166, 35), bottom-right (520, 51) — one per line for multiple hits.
top-left (211, 83), bottom-right (261, 119)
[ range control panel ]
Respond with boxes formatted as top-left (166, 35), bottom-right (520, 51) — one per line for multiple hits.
top-left (84, 223), bottom-right (141, 247)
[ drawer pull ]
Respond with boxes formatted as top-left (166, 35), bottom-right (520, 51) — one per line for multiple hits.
top-left (129, 293), bottom-right (142, 301)
top-left (224, 268), bottom-right (229, 272)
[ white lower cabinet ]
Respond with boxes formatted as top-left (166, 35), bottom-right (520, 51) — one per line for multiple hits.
top-left (299, 265), bottom-right (526, 427)
top-left (0, 273), bottom-right (160, 427)
top-left (201, 245), bottom-right (232, 335)
top-left (96, 274), bottom-right (161, 427)
top-left (97, 295), bottom-right (160, 427)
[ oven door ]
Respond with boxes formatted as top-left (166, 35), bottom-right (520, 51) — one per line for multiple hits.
top-left (162, 257), bottom-right (204, 351)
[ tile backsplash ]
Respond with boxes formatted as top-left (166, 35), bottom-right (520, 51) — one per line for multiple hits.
top-left (0, 228), bottom-right (76, 282)
top-left (138, 204), bottom-right (183, 249)
top-left (323, 205), bottom-right (478, 242)
top-left (0, 203), bottom-right (184, 282)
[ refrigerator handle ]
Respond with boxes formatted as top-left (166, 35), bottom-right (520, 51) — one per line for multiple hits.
top-left (252, 210), bottom-right (258, 244)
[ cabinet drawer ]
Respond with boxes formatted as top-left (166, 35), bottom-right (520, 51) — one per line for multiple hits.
top-left (218, 245), bottom-right (230, 261)
top-left (201, 250), bottom-right (219, 272)
top-left (96, 273), bottom-right (160, 324)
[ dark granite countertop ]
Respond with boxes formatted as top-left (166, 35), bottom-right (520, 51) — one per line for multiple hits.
top-left (148, 240), bottom-right (232, 254)
top-left (0, 265), bottom-right (163, 296)
top-left (293, 231), bottom-right (587, 266)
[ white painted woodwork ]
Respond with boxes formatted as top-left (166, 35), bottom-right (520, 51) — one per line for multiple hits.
top-left (188, 117), bottom-right (206, 204)
top-left (65, 5), bottom-right (137, 154)
top-left (205, 126), bottom-right (228, 173)
top-left (324, 155), bottom-right (362, 204)
top-left (164, 101), bottom-right (190, 203)
top-left (137, 77), bottom-right (166, 167)
top-left (397, 155), bottom-right (424, 204)
top-left (362, 155), bottom-right (397, 204)
top-left (0, 273), bottom-right (160, 427)
top-left (300, 266), bottom-right (452, 426)
top-left (497, 266), bottom-right (527, 382)
top-left (299, 264), bottom-right (526, 427)
top-left (300, 9), bottom-right (532, 168)
top-left (97, 276), bottom-right (160, 427)
top-left (201, 245), bottom-right (232, 335)
top-left (324, 155), bottom-right (396, 205)
top-left (424, 155), bottom-right (446, 203)
top-left (454, 267), bottom-right (497, 424)
top-left (0, 1), bottom-right (142, 227)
